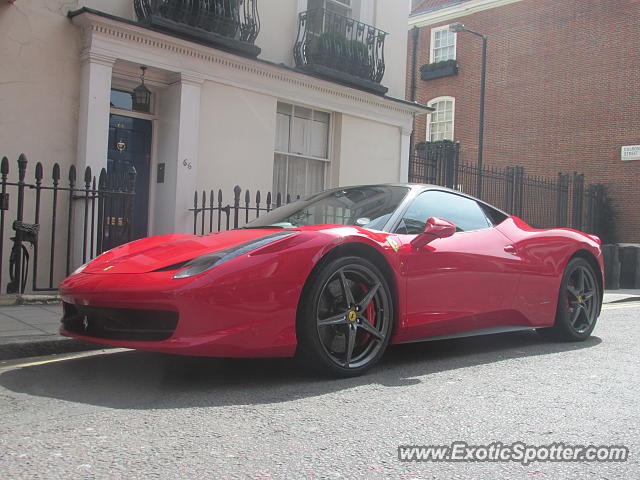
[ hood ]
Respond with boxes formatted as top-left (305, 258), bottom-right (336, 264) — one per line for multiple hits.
top-left (82, 229), bottom-right (288, 274)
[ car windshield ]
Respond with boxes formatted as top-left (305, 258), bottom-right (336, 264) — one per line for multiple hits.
top-left (245, 185), bottom-right (410, 230)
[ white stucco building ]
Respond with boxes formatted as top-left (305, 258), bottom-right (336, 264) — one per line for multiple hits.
top-left (0, 0), bottom-right (428, 291)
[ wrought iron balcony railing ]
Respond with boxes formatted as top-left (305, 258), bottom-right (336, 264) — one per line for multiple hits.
top-left (294, 9), bottom-right (388, 94)
top-left (134, 0), bottom-right (260, 58)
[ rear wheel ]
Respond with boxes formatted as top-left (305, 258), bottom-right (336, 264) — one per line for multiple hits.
top-left (537, 257), bottom-right (600, 341)
top-left (296, 256), bottom-right (393, 377)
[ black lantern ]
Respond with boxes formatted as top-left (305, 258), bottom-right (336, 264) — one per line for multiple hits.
top-left (132, 66), bottom-right (151, 113)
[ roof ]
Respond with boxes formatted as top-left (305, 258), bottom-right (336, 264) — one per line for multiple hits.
top-left (411, 0), bottom-right (473, 15)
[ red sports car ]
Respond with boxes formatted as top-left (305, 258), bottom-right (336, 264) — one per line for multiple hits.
top-left (59, 184), bottom-right (603, 376)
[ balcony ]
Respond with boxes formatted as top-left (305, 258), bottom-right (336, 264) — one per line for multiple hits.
top-left (294, 9), bottom-right (388, 95)
top-left (133, 0), bottom-right (261, 58)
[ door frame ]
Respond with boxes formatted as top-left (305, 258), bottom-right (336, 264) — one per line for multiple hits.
top-left (109, 81), bottom-right (159, 238)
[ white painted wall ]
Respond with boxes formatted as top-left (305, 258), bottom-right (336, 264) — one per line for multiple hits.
top-left (337, 114), bottom-right (402, 186)
top-left (153, 77), bottom-right (202, 235)
top-left (76, 0), bottom-right (410, 98)
top-left (374, 0), bottom-right (410, 99)
top-left (196, 81), bottom-right (277, 203)
top-left (0, 1), bottom-right (80, 168)
top-left (0, 0), bottom-right (82, 287)
top-left (258, 0), bottom-right (299, 66)
top-left (80, 0), bottom-right (134, 20)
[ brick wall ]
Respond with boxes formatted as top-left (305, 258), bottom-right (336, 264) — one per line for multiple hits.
top-left (408, 0), bottom-right (640, 242)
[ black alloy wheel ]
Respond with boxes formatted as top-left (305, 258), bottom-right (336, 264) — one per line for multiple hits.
top-left (538, 257), bottom-right (600, 341)
top-left (297, 256), bottom-right (393, 377)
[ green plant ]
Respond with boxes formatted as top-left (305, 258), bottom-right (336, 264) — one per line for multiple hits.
top-left (420, 59), bottom-right (458, 73)
top-left (348, 39), bottom-right (370, 62)
top-left (415, 139), bottom-right (455, 151)
top-left (316, 31), bottom-right (348, 54)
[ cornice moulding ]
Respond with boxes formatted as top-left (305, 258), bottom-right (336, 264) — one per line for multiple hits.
top-left (409, 0), bottom-right (524, 28)
top-left (71, 11), bottom-right (427, 129)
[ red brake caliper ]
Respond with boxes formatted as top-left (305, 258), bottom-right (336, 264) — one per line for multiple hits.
top-left (358, 283), bottom-right (376, 344)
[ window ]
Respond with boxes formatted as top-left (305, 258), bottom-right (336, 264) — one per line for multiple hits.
top-left (430, 25), bottom-right (456, 63)
top-left (110, 88), bottom-right (153, 114)
top-left (309, 0), bottom-right (353, 17)
top-left (274, 102), bottom-right (330, 200)
top-left (427, 97), bottom-right (455, 141)
top-left (396, 190), bottom-right (490, 234)
top-left (480, 203), bottom-right (509, 225)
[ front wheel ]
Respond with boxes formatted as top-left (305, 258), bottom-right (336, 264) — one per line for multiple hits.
top-left (296, 256), bottom-right (393, 377)
top-left (537, 257), bottom-right (600, 341)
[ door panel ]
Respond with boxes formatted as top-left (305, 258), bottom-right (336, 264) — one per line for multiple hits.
top-left (400, 227), bottom-right (524, 341)
top-left (392, 190), bottom-right (526, 342)
top-left (107, 114), bottom-right (152, 243)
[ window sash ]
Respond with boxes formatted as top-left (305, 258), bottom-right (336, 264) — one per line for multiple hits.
top-left (276, 103), bottom-right (329, 160)
top-left (428, 99), bottom-right (454, 142)
top-left (273, 153), bottom-right (327, 200)
top-left (430, 26), bottom-right (456, 63)
top-left (274, 102), bottom-right (330, 199)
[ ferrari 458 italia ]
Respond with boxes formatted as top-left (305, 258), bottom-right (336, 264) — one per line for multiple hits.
top-left (60, 184), bottom-right (603, 376)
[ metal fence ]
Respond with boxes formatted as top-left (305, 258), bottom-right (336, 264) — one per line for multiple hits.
top-left (409, 141), bottom-right (606, 235)
top-left (294, 8), bottom-right (387, 84)
top-left (0, 154), bottom-right (136, 294)
top-left (190, 186), bottom-right (299, 235)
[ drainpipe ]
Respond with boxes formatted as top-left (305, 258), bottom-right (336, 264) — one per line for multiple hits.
top-left (409, 26), bottom-right (420, 154)
top-left (410, 26), bottom-right (419, 102)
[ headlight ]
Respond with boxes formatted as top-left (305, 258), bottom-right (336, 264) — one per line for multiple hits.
top-left (173, 231), bottom-right (297, 279)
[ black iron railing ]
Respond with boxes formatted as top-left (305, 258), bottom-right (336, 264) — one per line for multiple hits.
top-left (409, 141), bottom-right (608, 237)
top-left (134, 0), bottom-right (260, 57)
top-left (0, 155), bottom-right (136, 294)
top-left (294, 8), bottom-right (387, 94)
top-left (191, 186), bottom-right (299, 235)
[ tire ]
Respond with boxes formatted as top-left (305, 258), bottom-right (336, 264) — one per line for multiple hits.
top-left (537, 257), bottom-right (600, 341)
top-left (296, 255), bottom-right (394, 377)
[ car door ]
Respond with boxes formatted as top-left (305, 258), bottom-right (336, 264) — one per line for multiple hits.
top-left (396, 190), bottom-right (523, 341)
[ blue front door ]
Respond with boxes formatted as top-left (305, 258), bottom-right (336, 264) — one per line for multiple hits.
top-left (107, 114), bottom-right (152, 243)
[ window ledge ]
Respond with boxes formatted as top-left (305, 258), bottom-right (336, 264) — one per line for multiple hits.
top-left (420, 60), bottom-right (459, 81)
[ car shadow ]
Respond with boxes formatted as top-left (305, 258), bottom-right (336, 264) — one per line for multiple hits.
top-left (0, 331), bottom-right (602, 410)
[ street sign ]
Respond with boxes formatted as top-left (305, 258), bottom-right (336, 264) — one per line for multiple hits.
top-left (621, 145), bottom-right (640, 161)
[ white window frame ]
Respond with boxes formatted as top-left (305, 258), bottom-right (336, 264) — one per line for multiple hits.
top-left (430, 25), bottom-right (457, 63)
top-left (426, 96), bottom-right (455, 142)
top-left (307, 0), bottom-right (368, 21)
top-left (274, 102), bottom-right (332, 199)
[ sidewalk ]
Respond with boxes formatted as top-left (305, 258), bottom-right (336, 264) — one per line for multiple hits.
top-left (0, 290), bottom-right (639, 360)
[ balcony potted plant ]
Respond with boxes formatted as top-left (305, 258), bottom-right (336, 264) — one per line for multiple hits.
top-left (420, 59), bottom-right (459, 81)
top-left (308, 32), bottom-right (371, 79)
top-left (204, 0), bottom-right (240, 37)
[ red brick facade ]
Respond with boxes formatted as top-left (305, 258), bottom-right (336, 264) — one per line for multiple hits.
top-left (407, 0), bottom-right (640, 242)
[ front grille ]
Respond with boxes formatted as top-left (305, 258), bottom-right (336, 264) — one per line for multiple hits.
top-left (62, 303), bottom-right (178, 341)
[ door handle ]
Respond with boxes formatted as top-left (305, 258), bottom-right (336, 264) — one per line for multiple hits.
top-left (504, 245), bottom-right (517, 255)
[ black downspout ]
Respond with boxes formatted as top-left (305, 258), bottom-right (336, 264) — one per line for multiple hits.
top-left (409, 26), bottom-right (419, 154)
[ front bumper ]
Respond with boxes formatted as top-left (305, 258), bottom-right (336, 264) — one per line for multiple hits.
top-left (59, 271), bottom-right (298, 358)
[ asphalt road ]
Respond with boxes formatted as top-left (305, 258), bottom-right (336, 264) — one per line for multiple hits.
top-left (1, 303), bottom-right (639, 479)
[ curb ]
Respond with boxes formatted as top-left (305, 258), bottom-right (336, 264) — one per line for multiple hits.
top-left (0, 336), bottom-right (106, 361)
top-left (0, 294), bottom-right (61, 306)
top-left (606, 296), bottom-right (640, 305)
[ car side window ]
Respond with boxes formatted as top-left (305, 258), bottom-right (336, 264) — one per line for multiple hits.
top-left (395, 190), bottom-right (491, 234)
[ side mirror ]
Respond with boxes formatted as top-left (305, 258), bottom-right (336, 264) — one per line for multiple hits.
top-left (410, 217), bottom-right (456, 249)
